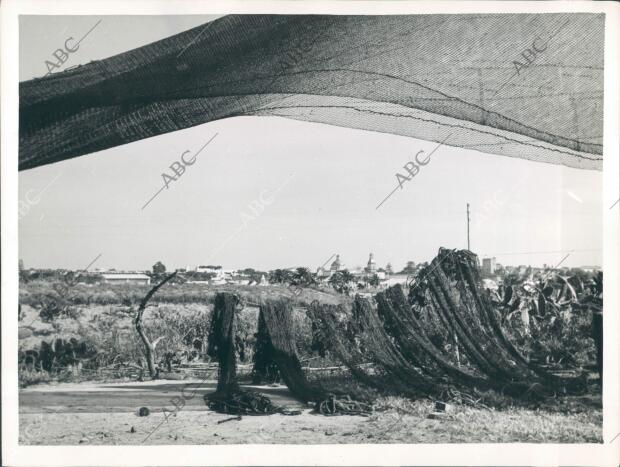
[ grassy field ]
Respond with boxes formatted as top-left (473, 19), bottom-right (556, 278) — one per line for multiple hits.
top-left (19, 280), bottom-right (350, 308)
top-left (17, 281), bottom-right (602, 444)
top-left (18, 282), bottom-right (350, 387)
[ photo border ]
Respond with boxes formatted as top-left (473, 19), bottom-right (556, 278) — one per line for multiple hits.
top-left (2, 1), bottom-right (619, 465)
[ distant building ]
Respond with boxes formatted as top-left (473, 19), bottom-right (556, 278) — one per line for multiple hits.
top-left (380, 274), bottom-right (409, 288)
top-left (101, 273), bottom-right (151, 285)
top-left (229, 277), bottom-right (250, 285)
top-left (196, 265), bottom-right (225, 280)
top-left (581, 266), bottom-right (602, 273)
top-left (196, 265), bottom-right (221, 273)
top-left (330, 255), bottom-right (344, 272)
top-left (481, 257), bottom-right (497, 276)
top-left (316, 266), bottom-right (330, 279)
top-left (482, 278), bottom-right (499, 291)
top-left (365, 253), bottom-right (377, 273)
top-left (314, 254), bottom-right (348, 281)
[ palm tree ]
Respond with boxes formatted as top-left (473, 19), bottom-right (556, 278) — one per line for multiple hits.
top-left (341, 269), bottom-right (354, 284)
top-left (269, 269), bottom-right (286, 284)
top-left (368, 273), bottom-right (380, 287)
top-left (293, 267), bottom-right (316, 287)
top-left (329, 269), bottom-right (354, 295)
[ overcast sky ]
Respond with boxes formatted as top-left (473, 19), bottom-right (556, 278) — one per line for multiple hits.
top-left (18, 15), bottom-right (602, 272)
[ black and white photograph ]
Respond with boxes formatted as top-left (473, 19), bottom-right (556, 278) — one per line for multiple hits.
top-left (2, 1), bottom-right (619, 466)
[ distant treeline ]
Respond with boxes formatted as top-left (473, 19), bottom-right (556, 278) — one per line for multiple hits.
top-left (19, 269), bottom-right (236, 284)
top-left (20, 281), bottom-right (225, 308)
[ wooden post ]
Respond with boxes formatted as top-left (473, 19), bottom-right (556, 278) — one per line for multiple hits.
top-left (467, 203), bottom-right (471, 250)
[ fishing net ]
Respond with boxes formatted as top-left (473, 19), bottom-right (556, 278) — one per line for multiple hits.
top-left (204, 292), bottom-right (289, 414)
top-left (251, 309), bottom-right (282, 384)
top-left (20, 14), bottom-right (602, 171)
top-left (257, 300), bottom-right (328, 402)
top-left (206, 390), bottom-right (301, 416)
top-left (307, 299), bottom-right (439, 398)
top-left (205, 292), bottom-right (239, 397)
top-left (308, 248), bottom-right (586, 399)
top-left (316, 394), bottom-right (372, 417)
top-left (401, 248), bottom-right (585, 395)
top-left (207, 249), bottom-right (587, 415)
top-left (206, 293), bottom-right (370, 415)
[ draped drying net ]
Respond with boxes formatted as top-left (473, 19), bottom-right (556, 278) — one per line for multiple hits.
top-left (205, 292), bottom-right (371, 415)
top-left (205, 248), bottom-right (587, 417)
top-left (308, 248), bottom-right (585, 399)
top-left (20, 14), bottom-right (603, 171)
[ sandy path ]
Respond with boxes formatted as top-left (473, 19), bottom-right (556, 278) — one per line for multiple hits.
top-left (19, 379), bottom-right (602, 444)
top-left (19, 379), bottom-right (382, 445)
top-left (20, 379), bottom-right (303, 413)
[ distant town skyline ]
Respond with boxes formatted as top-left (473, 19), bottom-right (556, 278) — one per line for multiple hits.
top-left (18, 249), bottom-right (602, 275)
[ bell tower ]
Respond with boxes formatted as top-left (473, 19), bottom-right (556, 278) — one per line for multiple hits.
top-left (367, 253), bottom-right (377, 273)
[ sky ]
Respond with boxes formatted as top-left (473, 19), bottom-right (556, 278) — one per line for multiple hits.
top-left (18, 15), bottom-right (603, 272)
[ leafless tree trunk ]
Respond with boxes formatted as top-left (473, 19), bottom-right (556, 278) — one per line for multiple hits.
top-left (134, 272), bottom-right (176, 379)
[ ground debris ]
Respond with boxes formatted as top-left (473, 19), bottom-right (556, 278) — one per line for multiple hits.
top-left (434, 401), bottom-right (453, 413)
top-left (217, 415), bottom-right (242, 424)
top-left (316, 394), bottom-right (373, 416)
top-left (206, 389), bottom-right (301, 416)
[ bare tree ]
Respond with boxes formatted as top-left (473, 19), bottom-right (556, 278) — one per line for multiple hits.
top-left (134, 272), bottom-right (176, 379)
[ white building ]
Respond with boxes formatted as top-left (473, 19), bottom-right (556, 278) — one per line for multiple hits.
top-left (380, 274), bottom-right (409, 288)
top-left (195, 265), bottom-right (225, 280)
top-left (101, 273), bottom-right (151, 285)
top-left (482, 257), bottom-right (497, 276)
top-left (581, 265), bottom-right (602, 273)
top-left (196, 265), bottom-right (221, 273)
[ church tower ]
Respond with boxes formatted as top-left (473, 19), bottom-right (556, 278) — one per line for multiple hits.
top-left (367, 253), bottom-right (377, 273)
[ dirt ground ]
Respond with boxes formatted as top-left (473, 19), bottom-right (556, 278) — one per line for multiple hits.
top-left (19, 379), bottom-right (602, 444)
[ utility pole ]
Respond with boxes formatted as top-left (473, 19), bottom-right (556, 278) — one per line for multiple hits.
top-left (466, 203), bottom-right (471, 250)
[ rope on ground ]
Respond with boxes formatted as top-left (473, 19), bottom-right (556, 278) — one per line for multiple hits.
top-left (439, 387), bottom-right (491, 410)
top-left (316, 394), bottom-right (373, 416)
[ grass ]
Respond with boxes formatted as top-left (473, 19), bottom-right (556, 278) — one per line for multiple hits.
top-left (20, 280), bottom-right (348, 307)
top-left (18, 368), bottom-right (52, 387)
top-left (18, 281), bottom-right (348, 386)
top-left (366, 395), bottom-right (602, 443)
